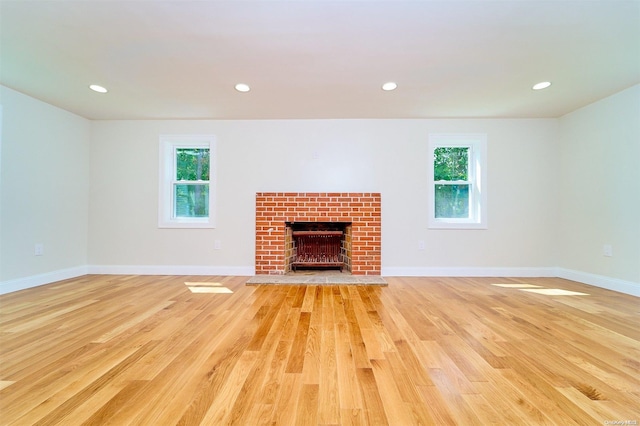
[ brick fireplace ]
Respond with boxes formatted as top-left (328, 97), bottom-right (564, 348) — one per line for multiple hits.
top-left (255, 193), bottom-right (381, 275)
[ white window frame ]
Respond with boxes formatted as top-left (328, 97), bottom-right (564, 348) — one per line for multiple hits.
top-left (428, 133), bottom-right (487, 229)
top-left (159, 135), bottom-right (216, 228)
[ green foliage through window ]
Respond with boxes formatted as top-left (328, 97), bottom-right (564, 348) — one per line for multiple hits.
top-left (435, 184), bottom-right (469, 218)
top-left (174, 184), bottom-right (209, 218)
top-left (434, 147), bottom-right (468, 181)
top-left (176, 149), bottom-right (210, 181)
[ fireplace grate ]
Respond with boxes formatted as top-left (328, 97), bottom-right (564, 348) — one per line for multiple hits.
top-left (291, 231), bottom-right (344, 271)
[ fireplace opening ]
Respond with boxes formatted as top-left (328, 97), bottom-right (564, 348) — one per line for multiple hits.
top-left (285, 222), bottom-right (352, 273)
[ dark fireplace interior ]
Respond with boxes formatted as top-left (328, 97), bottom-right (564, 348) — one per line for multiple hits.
top-left (285, 222), bottom-right (352, 273)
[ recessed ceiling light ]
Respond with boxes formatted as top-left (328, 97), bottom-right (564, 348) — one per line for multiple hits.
top-left (532, 81), bottom-right (551, 90)
top-left (89, 84), bottom-right (108, 93)
top-left (382, 82), bottom-right (398, 91)
top-left (235, 83), bottom-right (250, 92)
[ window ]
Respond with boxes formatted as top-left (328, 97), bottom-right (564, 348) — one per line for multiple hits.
top-left (159, 135), bottom-right (216, 228)
top-left (428, 134), bottom-right (487, 229)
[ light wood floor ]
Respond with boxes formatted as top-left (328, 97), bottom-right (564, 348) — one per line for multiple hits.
top-left (0, 275), bottom-right (638, 425)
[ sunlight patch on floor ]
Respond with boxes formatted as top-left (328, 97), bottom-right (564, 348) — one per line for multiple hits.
top-left (492, 283), bottom-right (589, 296)
top-left (0, 381), bottom-right (15, 391)
top-left (519, 288), bottom-right (589, 296)
top-left (185, 282), bottom-right (233, 293)
top-left (188, 286), bottom-right (233, 294)
top-left (492, 284), bottom-right (542, 288)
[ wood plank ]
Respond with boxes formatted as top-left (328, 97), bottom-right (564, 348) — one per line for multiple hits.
top-left (198, 350), bottom-right (261, 425)
top-left (334, 316), bottom-right (363, 410)
top-left (272, 373), bottom-right (303, 425)
top-left (341, 293), bottom-right (371, 369)
top-left (370, 358), bottom-right (424, 425)
top-left (355, 367), bottom-right (388, 425)
top-left (317, 327), bottom-right (339, 424)
top-left (295, 383), bottom-right (319, 425)
top-left (79, 379), bottom-right (149, 425)
top-left (285, 311), bottom-right (311, 374)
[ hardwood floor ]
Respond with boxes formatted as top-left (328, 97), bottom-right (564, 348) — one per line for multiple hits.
top-left (0, 275), bottom-right (638, 425)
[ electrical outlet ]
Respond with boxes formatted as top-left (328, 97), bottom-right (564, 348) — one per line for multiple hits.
top-left (214, 240), bottom-right (222, 250)
top-left (418, 240), bottom-right (426, 250)
top-left (603, 244), bottom-right (613, 257)
top-left (35, 243), bottom-right (44, 256)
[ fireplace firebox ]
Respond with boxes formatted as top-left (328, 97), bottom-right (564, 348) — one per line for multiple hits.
top-left (285, 222), bottom-right (351, 272)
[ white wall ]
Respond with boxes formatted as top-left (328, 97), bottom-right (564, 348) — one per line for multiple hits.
top-left (0, 86), bottom-right (90, 292)
top-left (88, 118), bottom-right (559, 275)
top-left (558, 85), bottom-right (640, 286)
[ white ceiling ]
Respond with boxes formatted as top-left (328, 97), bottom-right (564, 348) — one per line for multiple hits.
top-left (1, 0), bottom-right (639, 120)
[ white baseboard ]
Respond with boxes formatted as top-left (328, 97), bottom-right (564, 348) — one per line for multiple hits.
top-left (381, 266), bottom-right (557, 277)
top-left (87, 265), bottom-right (255, 276)
top-left (556, 268), bottom-right (640, 297)
top-left (0, 266), bottom-right (89, 295)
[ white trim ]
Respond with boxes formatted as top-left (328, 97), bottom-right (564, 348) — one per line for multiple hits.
top-left (382, 266), bottom-right (556, 277)
top-left (87, 265), bottom-right (255, 276)
top-left (0, 266), bottom-right (89, 295)
top-left (556, 268), bottom-right (640, 297)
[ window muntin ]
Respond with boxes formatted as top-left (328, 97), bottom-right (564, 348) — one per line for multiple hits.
top-left (428, 134), bottom-right (487, 229)
top-left (159, 136), bottom-right (216, 228)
